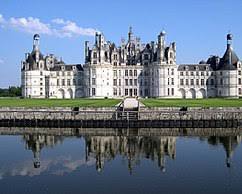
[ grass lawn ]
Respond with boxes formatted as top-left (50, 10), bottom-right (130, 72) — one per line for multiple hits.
top-left (140, 98), bottom-right (242, 107)
top-left (0, 98), bottom-right (121, 107)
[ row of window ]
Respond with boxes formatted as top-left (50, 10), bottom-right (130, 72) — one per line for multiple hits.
top-left (180, 71), bottom-right (210, 76)
top-left (180, 79), bottom-right (206, 86)
top-left (57, 79), bottom-right (82, 86)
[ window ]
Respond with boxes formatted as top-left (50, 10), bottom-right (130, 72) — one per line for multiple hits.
top-left (239, 78), bottom-right (241, 85)
top-left (129, 70), bottom-right (133, 76)
top-left (134, 89), bottom-right (137, 96)
top-left (191, 79), bottom-right (194, 85)
top-left (62, 79), bottom-right (65, 86)
top-left (57, 79), bottom-right (59, 86)
top-left (144, 54), bottom-right (149, 60)
top-left (125, 89), bottom-right (128, 96)
top-left (113, 70), bottom-right (117, 77)
top-left (119, 79), bottom-right (121, 86)
top-left (119, 70), bottom-right (121, 76)
top-left (171, 88), bottom-right (174, 95)
top-left (113, 88), bottom-right (117, 96)
top-left (168, 78), bottom-right (170, 85)
top-left (67, 71), bottom-right (71, 76)
top-left (78, 79), bottom-right (81, 85)
top-left (239, 71), bottom-right (241, 75)
top-left (220, 79), bottom-right (223, 85)
top-left (62, 71), bottom-right (65, 76)
top-left (40, 78), bottom-right (43, 81)
top-left (134, 79), bottom-right (137, 86)
top-left (93, 60), bottom-right (97, 64)
top-left (93, 52), bottom-right (97, 59)
top-left (186, 79), bottom-right (189, 85)
top-left (92, 69), bottom-right (96, 75)
top-left (114, 54), bottom-right (118, 60)
top-left (73, 79), bottom-right (76, 85)
top-left (114, 62), bottom-right (117, 66)
top-left (171, 69), bottom-right (174, 75)
top-left (190, 71), bottom-right (194, 76)
top-left (239, 88), bottom-right (242, 95)
top-left (40, 82), bottom-right (43, 86)
top-left (129, 79), bottom-right (133, 86)
top-left (180, 72), bottom-right (184, 76)
top-left (201, 79), bottom-right (205, 86)
top-left (201, 71), bottom-right (204, 76)
top-left (57, 72), bottom-right (59, 76)
top-left (211, 79), bottom-right (214, 85)
top-left (67, 79), bottom-right (71, 86)
top-left (125, 70), bottom-right (128, 76)
top-left (125, 79), bottom-right (128, 86)
top-left (196, 71), bottom-right (199, 76)
top-left (180, 79), bottom-right (184, 85)
top-left (92, 88), bottom-right (96, 96)
top-left (40, 71), bottom-right (43, 76)
top-left (168, 88), bottom-right (170, 96)
top-left (113, 79), bottom-right (117, 86)
top-left (134, 70), bottom-right (137, 76)
top-left (196, 79), bottom-right (199, 85)
top-left (92, 78), bottom-right (96, 85)
top-left (171, 78), bottom-right (174, 85)
top-left (186, 71), bottom-right (189, 76)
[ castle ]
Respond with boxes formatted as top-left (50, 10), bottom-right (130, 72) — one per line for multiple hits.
top-left (21, 28), bottom-right (242, 98)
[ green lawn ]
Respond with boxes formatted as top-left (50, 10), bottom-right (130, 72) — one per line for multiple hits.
top-left (0, 98), bottom-right (121, 107)
top-left (140, 98), bottom-right (242, 107)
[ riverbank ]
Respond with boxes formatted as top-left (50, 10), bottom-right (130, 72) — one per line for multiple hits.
top-left (0, 107), bottom-right (241, 128)
top-left (0, 98), bottom-right (241, 107)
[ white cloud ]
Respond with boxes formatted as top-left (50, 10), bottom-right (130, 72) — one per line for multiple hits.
top-left (0, 14), bottom-right (97, 37)
top-left (51, 18), bottom-right (66, 25)
top-left (9, 17), bottom-right (52, 35)
top-left (0, 59), bottom-right (4, 64)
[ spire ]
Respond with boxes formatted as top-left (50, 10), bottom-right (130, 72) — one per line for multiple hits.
top-left (33, 34), bottom-right (40, 51)
top-left (128, 26), bottom-right (133, 42)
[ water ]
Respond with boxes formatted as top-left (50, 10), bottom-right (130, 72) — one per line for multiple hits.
top-left (0, 128), bottom-right (242, 194)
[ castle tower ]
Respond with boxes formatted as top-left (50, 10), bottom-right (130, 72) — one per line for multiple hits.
top-left (157, 31), bottom-right (166, 63)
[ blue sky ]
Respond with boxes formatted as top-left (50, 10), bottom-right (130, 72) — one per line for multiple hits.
top-left (0, 0), bottom-right (242, 87)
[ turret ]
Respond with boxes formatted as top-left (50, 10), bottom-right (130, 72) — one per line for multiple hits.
top-left (158, 31), bottom-right (166, 62)
top-left (33, 34), bottom-right (40, 62)
top-left (85, 41), bottom-right (89, 63)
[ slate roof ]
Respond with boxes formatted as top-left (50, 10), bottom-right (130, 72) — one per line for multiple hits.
top-left (177, 64), bottom-right (212, 71)
top-left (50, 64), bottom-right (83, 71)
top-left (217, 46), bottom-right (239, 70)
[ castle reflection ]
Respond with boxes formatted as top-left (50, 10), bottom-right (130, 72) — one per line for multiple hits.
top-left (85, 136), bottom-right (176, 173)
top-left (22, 131), bottom-right (242, 172)
top-left (23, 134), bottom-right (64, 168)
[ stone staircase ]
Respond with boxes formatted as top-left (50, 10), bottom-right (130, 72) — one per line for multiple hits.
top-left (117, 97), bottom-right (140, 120)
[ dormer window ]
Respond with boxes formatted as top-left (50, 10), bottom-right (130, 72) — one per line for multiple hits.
top-left (144, 54), bottom-right (149, 60)
top-left (93, 52), bottom-right (97, 59)
top-left (73, 66), bottom-right (76, 70)
top-left (185, 66), bottom-right (189, 71)
top-left (196, 66), bottom-right (199, 71)
top-left (61, 66), bottom-right (65, 71)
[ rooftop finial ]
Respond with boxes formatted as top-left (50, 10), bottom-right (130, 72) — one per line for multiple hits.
top-left (33, 34), bottom-right (40, 51)
top-left (128, 26), bottom-right (133, 42)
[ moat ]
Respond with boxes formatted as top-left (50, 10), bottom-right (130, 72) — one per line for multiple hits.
top-left (0, 127), bottom-right (242, 194)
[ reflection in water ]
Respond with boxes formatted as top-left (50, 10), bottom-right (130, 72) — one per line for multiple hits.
top-left (206, 136), bottom-right (242, 168)
top-left (21, 131), bottom-right (241, 173)
top-left (23, 135), bottom-right (64, 168)
top-left (85, 136), bottom-right (176, 173)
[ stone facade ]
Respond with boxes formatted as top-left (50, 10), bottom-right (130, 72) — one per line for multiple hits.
top-left (21, 29), bottom-right (242, 98)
